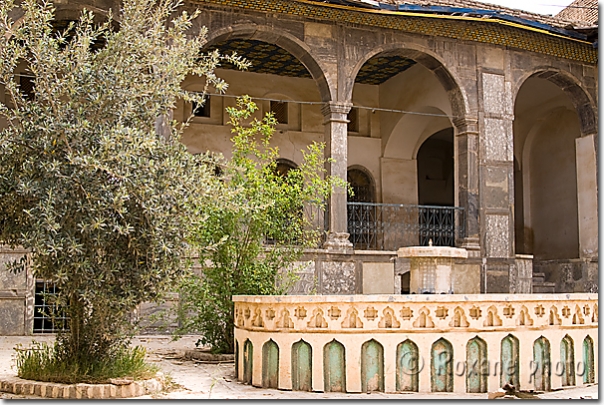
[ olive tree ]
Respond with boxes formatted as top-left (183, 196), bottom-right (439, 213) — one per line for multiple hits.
top-left (0, 0), bottom-right (243, 379)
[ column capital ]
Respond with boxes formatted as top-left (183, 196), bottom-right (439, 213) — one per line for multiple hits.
top-left (321, 102), bottom-right (353, 123)
top-left (453, 116), bottom-right (478, 134)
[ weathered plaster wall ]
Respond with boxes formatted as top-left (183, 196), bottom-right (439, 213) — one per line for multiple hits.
top-left (0, 248), bottom-right (33, 335)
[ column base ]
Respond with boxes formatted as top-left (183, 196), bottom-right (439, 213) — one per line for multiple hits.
top-left (461, 237), bottom-right (481, 258)
top-left (323, 232), bottom-right (354, 254)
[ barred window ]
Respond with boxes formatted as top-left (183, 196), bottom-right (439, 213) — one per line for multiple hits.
top-left (270, 100), bottom-right (288, 125)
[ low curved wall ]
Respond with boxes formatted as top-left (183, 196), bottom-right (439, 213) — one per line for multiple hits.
top-left (233, 294), bottom-right (597, 394)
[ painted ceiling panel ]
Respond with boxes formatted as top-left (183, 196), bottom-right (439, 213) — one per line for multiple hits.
top-left (208, 39), bottom-right (416, 85)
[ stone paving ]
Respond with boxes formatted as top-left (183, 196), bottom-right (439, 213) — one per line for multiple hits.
top-left (0, 335), bottom-right (598, 400)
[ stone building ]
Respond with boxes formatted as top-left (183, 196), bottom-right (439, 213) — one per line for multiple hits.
top-left (0, 0), bottom-right (599, 334)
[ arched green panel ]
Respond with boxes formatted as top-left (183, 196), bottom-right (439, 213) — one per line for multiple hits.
top-left (235, 340), bottom-right (239, 380)
top-left (262, 339), bottom-right (279, 388)
top-left (561, 335), bottom-right (575, 386)
top-left (323, 340), bottom-right (346, 392)
top-left (500, 334), bottom-right (520, 389)
top-left (466, 337), bottom-right (488, 393)
top-left (431, 338), bottom-right (453, 392)
top-left (583, 336), bottom-right (595, 384)
top-left (292, 340), bottom-right (312, 391)
top-left (533, 337), bottom-right (551, 392)
top-left (243, 339), bottom-right (253, 385)
top-left (361, 339), bottom-right (384, 392)
top-left (396, 340), bottom-right (419, 392)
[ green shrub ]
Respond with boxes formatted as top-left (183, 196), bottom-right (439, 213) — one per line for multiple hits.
top-left (175, 97), bottom-right (343, 354)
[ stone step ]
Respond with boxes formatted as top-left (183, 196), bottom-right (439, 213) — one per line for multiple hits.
top-left (532, 282), bottom-right (556, 293)
top-left (532, 272), bottom-right (546, 283)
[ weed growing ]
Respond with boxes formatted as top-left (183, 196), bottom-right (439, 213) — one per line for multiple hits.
top-left (15, 341), bottom-right (158, 384)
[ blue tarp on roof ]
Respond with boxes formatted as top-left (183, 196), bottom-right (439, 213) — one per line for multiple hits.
top-left (321, 0), bottom-right (590, 41)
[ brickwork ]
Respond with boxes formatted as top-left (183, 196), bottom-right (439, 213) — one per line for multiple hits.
top-left (0, 375), bottom-right (164, 398)
top-left (556, 0), bottom-right (598, 24)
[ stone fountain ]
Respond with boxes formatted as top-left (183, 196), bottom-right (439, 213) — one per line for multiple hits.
top-left (397, 240), bottom-right (468, 294)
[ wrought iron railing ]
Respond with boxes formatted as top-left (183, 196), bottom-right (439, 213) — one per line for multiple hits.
top-left (347, 202), bottom-right (465, 250)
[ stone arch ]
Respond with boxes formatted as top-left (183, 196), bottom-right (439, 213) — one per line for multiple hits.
top-left (513, 68), bottom-right (597, 137)
top-left (361, 339), bottom-right (384, 392)
top-left (514, 76), bottom-right (583, 263)
top-left (262, 339), bottom-right (279, 388)
top-left (345, 44), bottom-right (468, 123)
top-left (431, 338), bottom-right (453, 392)
top-left (396, 339), bottom-right (419, 392)
top-left (417, 127), bottom-right (455, 207)
top-left (500, 334), bottom-right (519, 389)
top-left (560, 335), bottom-right (575, 386)
top-left (291, 339), bottom-right (312, 391)
top-left (466, 336), bottom-right (488, 393)
top-left (205, 25), bottom-right (333, 103)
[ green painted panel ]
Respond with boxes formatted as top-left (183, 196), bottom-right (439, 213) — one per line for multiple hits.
top-left (500, 335), bottom-right (520, 389)
top-left (561, 336), bottom-right (575, 386)
top-left (397, 340), bottom-right (419, 392)
top-left (323, 340), bottom-right (346, 392)
top-left (533, 337), bottom-right (551, 391)
top-left (361, 340), bottom-right (384, 392)
top-left (235, 340), bottom-right (239, 380)
top-left (431, 338), bottom-right (453, 392)
top-left (292, 340), bottom-right (312, 391)
top-left (466, 338), bottom-right (487, 393)
top-left (243, 339), bottom-right (253, 385)
top-left (583, 336), bottom-right (594, 384)
top-left (262, 340), bottom-right (279, 388)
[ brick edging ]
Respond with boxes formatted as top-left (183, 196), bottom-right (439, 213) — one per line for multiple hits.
top-left (0, 374), bottom-right (164, 399)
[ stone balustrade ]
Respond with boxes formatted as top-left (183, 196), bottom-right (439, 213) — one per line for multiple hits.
top-left (233, 294), bottom-right (597, 394)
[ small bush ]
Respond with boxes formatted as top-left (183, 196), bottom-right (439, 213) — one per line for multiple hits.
top-left (15, 341), bottom-right (158, 384)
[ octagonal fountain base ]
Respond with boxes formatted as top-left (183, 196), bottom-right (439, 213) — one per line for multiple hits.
top-left (233, 294), bottom-right (597, 394)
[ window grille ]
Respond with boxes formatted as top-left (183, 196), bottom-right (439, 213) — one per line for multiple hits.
top-left (192, 96), bottom-right (211, 117)
top-left (33, 281), bottom-right (68, 333)
top-left (270, 100), bottom-right (288, 125)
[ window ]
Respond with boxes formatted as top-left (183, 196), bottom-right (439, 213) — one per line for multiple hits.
top-left (192, 96), bottom-right (211, 118)
top-left (19, 75), bottom-right (35, 100)
top-left (270, 100), bottom-right (288, 125)
top-left (347, 107), bottom-right (359, 133)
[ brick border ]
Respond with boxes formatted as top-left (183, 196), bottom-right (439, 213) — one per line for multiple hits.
top-left (0, 375), bottom-right (164, 399)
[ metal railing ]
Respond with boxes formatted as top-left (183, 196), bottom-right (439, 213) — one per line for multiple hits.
top-left (347, 202), bottom-right (465, 250)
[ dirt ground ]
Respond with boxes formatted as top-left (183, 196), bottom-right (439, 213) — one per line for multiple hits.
top-left (0, 335), bottom-right (597, 400)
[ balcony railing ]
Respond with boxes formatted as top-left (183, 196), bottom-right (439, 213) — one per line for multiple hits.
top-left (347, 202), bottom-right (465, 250)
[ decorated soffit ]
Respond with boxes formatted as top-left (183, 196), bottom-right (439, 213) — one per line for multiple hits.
top-left (207, 39), bottom-right (416, 85)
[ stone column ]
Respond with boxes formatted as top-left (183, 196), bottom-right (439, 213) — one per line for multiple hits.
top-left (478, 72), bottom-right (515, 293)
top-left (321, 102), bottom-right (353, 253)
top-left (454, 117), bottom-right (480, 255)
